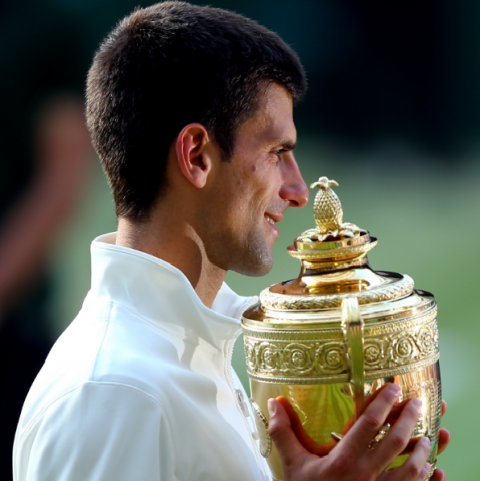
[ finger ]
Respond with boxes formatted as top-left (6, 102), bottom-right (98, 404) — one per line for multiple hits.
top-left (399, 437), bottom-right (423, 456)
top-left (341, 384), bottom-right (401, 456)
top-left (431, 468), bottom-right (446, 480)
top-left (350, 390), bottom-right (441, 430)
top-left (437, 428), bottom-right (451, 455)
top-left (276, 396), bottom-right (335, 456)
top-left (364, 383), bottom-right (395, 408)
top-left (398, 426), bottom-right (451, 457)
top-left (415, 463), bottom-right (433, 481)
top-left (372, 398), bottom-right (423, 469)
top-left (267, 398), bottom-right (311, 469)
top-left (384, 399), bottom-right (413, 426)
top-left (382, 437), bottom-right (431, 481)
top-left (339, 384), bottom-right (399, 435)
top-left (416, 463), bottom-right (433, 481)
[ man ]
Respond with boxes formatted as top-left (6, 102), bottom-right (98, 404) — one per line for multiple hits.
top-left (13, 2), bottom-right (449, 480)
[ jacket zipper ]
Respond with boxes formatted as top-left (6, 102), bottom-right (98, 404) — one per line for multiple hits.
top-left (224, 298), bottom-right (269, 481)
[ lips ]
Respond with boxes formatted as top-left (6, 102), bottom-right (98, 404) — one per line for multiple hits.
top-left (264, 212), bottom-right (283, 239)
top-left (265, 212), bottom-right (283, 224)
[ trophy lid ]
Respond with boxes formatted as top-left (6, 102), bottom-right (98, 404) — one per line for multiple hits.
top-left (287, 176), bottom-right (377, 270)
top-left (244, 176), bottom-right (435, 327)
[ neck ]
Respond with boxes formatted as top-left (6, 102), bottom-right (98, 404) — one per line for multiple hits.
top-left (116, 214), bottom-right (226, 308)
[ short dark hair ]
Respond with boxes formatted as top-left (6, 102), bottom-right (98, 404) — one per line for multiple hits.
top-left (86, 1), bottom-right (306, 220)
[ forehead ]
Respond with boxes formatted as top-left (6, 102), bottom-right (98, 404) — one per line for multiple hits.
top-left (236, 83), bottom-right (296, 147)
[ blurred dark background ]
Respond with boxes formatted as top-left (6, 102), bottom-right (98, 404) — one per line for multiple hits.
top-left (8, 0), bottom-right (480, 154)
top-left (1, 0), bottom-right (478, 479)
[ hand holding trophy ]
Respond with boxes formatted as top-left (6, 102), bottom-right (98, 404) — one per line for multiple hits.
top-left (242, 177), bottom-right (450, 480)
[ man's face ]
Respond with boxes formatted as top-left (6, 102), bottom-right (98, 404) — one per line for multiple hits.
top-left (200, 83), bottom-right (309, 276)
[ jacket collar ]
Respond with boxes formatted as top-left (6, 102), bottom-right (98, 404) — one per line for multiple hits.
top-left (89, 233), bottom-right (257, 353)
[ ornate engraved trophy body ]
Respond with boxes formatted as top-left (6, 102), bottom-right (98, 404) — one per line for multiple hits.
top-left (242, 177), bottom-right (441, 481)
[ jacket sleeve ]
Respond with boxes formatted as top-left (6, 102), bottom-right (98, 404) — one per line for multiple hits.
top-left (14, 381), bottom-right (178, 481)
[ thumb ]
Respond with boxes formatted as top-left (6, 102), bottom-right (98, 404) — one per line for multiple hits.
top-left (267, 398), bottom-right (308, 468)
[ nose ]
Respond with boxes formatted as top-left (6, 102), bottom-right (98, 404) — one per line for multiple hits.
top-left (280, 157), bottom-right (309, 208)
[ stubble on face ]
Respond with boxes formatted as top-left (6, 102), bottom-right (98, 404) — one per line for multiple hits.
top-left (199, 84), bottom-right (297, 277)
top-left (198, 171), bottom-right (276, 278)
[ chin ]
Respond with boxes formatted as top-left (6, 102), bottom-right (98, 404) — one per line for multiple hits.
top-left (233, 251), bottom-right (273, 277)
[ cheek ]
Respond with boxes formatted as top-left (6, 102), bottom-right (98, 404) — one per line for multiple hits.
top-left (230, 193), bottom-right (260, 232)
top-left (214, 184), bottom-right (249, 226)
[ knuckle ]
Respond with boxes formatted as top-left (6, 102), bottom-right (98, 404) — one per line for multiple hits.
top-left (420, 467), bottom-right (430, 481)
top-left (361, 412), bottom-right (383, 432)
top-left (388, 432), bottom-right (408, 453)
top-left (268, 424), bottom-right (283, 442)
top-left (330, 451), bottom-right (356, 476)
top-left (404, 460), bottom-right (424, 480)
top-left (267, 421), bottom-right (283, 440)
top-left (406, 402), bottom-right (422, 420)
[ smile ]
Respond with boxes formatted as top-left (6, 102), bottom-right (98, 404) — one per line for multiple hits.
top-left (264, 213), bottom-right (280, 238)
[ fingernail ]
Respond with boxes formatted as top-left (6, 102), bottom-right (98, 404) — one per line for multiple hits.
top-left (268, 398), bottom-right (276, 417)
top-left (421, 437), bottom-right (431, 448)
top-left (424, 463), bottom-right (432, 473)
top-left (411, 399), bottom-right (423, 412)
top-left (387, 383), bottom-right (401, 401)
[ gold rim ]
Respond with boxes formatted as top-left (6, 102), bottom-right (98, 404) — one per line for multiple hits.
top-left (295, 231), bottom-right (370, 250)
top-left (260, 274), bottom-right (414, 311)
top-left (288, 239), bottom-right (378, 261)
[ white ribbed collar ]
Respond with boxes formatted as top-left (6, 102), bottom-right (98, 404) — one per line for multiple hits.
top-left (89, 233), bottom-right (257, 352)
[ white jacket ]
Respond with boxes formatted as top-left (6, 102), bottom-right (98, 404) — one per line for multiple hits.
top-left (13, 233), bottom-right (270, 481)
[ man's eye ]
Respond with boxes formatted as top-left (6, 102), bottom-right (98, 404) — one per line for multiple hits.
top-left (273, 149), bottom-right (287, 156)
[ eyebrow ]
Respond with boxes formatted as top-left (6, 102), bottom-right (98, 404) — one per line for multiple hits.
top-left (276, 140), bottom-right (297, 151)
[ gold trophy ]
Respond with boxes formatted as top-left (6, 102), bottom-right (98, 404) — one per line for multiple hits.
top-left (242, 176), bottom-right (441, 481)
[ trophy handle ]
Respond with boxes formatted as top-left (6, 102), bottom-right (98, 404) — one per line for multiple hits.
top-left (341, 297), bottom-right (365, 420)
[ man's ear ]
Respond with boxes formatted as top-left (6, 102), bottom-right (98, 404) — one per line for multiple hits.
top-left (175, 123), bottom-right (214, 189)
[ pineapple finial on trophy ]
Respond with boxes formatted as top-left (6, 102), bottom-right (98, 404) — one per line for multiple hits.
top-left (299, 176), bottom-right (362, 241)
top-left (310, 176), bottom-right (342, 232)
